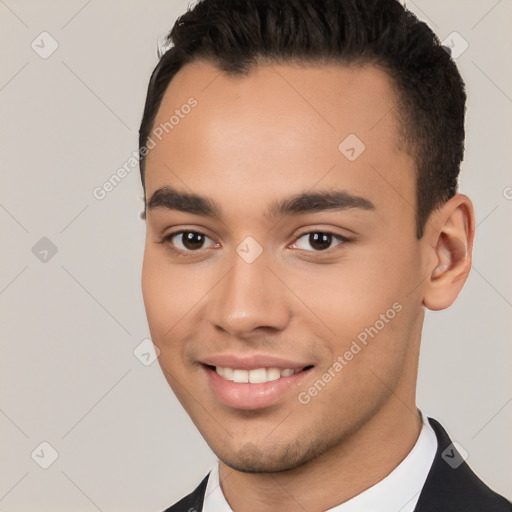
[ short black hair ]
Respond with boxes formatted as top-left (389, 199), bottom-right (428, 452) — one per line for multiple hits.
top-left (138, 0), bottom-right (466, 238)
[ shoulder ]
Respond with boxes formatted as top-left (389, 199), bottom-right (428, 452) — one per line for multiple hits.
top-left (161, 473), bottom-right (209, 512)
top-left (415, 417), bottom-right (512, 512)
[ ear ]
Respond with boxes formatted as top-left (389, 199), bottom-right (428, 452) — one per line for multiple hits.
top-left (422, 194), bottom-right (475, 311)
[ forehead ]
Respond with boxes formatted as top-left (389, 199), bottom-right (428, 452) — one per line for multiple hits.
top-left (144, 60), bottom-right (414, 214)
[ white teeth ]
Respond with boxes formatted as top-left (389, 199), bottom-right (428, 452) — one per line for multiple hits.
top-left (223, 367), bottom-right (234, 380)
top-left (232, 369), bottom-right (249, 383)
top-left (248, 368), bottom-right (267, 384)
top-left (266, 367), bottom-right (281, 381)
top-left (214, 366), bottom-right (301, 383)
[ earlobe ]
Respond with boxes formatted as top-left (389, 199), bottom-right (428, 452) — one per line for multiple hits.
top-left (423, 194), bottom-right (475, 311)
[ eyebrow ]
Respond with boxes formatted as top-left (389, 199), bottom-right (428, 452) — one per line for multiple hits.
top-left (145, 186), bottom-right (375, 220)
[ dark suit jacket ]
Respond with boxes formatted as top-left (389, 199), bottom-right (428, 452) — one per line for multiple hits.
top-left (164, 417), bottom-right (512, 511)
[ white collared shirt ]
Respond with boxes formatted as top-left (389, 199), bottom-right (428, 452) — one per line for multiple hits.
top-left (203, 410), bottom-right (437, 512)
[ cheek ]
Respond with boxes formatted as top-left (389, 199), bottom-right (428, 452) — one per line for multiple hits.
top-left (341, 238), bottom-right (421, 309)
top-left (142, 253), bottom-right (192, 384)
top-left (141, 251), bottom-right (167, 335)
top-left (142, 246), bottom-right (206, 305)
top-left (280, 246), bottom-right (420, 391)
top-left (284, 245), bottom-right (417, 336)
top-left (295, 306), bottom-right (412, 426)
top-left (141, 249), bottom-right (197, 345)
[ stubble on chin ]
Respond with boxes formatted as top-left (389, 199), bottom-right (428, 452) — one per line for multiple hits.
top-left (213, 423), bottom-right (349, 474)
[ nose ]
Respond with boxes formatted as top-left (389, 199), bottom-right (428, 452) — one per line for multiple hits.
top-left (206, 249), bottom-right (290, 339)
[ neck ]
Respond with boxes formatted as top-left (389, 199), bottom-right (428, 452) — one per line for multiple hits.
top-left (219, 388), bottom-right (421, 512)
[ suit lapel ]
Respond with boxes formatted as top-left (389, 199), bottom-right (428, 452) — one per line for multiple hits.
top-left (163, 473), bottom-right (209, 512)
top-left (414, 417), bottom-right (511, 512)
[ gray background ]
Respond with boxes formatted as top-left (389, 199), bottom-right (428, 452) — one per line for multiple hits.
top-left (1, 0), bottom-right (511, 510)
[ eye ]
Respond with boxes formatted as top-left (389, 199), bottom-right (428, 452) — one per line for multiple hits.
top-left (159, 229), bottom-right (350, 256)
top-left (291, 231), bottom-right (350, 252)
top-left (160, 230), bottom-right (217, 254)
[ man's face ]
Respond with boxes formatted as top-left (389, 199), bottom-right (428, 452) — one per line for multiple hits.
top-left (142, 61), bottom-right (430, 472)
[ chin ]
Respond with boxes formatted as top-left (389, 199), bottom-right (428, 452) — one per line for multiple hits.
top-left (212, 434), bottom-right (337, 474)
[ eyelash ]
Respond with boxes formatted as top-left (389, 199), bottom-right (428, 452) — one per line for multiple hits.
top-left (158, 229), bottom-right (352, 258)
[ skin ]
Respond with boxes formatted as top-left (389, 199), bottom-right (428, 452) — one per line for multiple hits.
top-left (141, 60), bottom-right (475, 511)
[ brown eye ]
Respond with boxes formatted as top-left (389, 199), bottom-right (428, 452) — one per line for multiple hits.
top-left (180, 231), bottom-right (207, 250)
top-left (293, 231), bottom-right (349, 252)
top-left (308, 233), bottom-right (333, 251)
top-left (162, 230), bottom-right (216, 253)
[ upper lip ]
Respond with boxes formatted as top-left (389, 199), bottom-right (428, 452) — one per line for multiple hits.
top-left (201, 353), bottom-right (314, 371)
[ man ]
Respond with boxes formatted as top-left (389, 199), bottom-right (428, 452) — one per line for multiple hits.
top-left (138, 0), bottom-right (511, 510)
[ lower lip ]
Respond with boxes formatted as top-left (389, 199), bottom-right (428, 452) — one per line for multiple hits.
top-left (204, 365), bottom-right (311, 410)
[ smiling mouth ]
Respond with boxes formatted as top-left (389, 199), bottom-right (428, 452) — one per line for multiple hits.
top-left (206, 365), bottom-right (314, 384)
